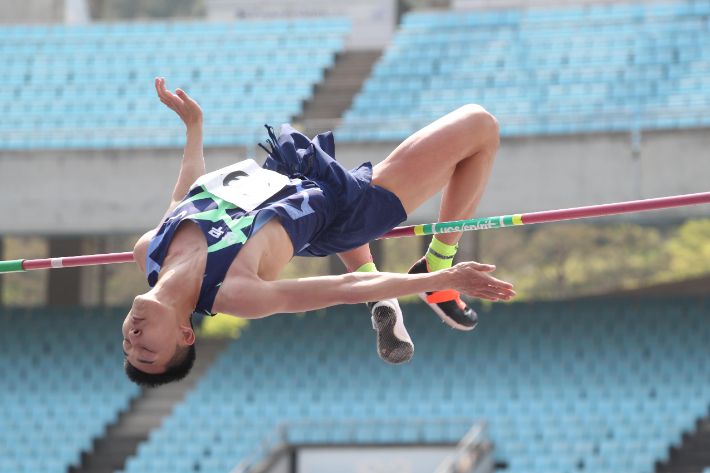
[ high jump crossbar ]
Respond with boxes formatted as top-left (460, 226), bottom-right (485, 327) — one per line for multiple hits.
top-left (1, 191), bottom-right (709, 273)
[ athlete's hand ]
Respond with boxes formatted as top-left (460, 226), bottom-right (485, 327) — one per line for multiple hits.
top-left (155, 77), bottom-right (203, 127)
top-left (447, 261), bottom-right (516, 302)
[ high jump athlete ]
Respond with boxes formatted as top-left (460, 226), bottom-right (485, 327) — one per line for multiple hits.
top-left (123, 78), bottom-right (515, 387)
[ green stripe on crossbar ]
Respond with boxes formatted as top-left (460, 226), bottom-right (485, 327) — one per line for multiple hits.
top-left (0, 259), bottom-right (26, 273)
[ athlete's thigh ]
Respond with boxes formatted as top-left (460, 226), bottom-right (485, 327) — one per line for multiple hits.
top-left (371, 104), bottom-right (490, 215)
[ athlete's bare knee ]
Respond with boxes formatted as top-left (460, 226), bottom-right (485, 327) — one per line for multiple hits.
top-left (456, 104), bottom-right (500, 153)
top-left (458, 104), bottom-right (500, 150)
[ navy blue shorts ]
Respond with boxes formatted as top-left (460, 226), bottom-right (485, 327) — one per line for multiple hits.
top-left (261, 124), bottom-right (408, 258)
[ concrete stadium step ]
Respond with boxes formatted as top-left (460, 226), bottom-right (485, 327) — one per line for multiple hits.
top-left (296, 50), bottom-right (382, 137)
top-left (69, 338), bottom-right (229, 473)
top-left (657, 413), bottom-right (710, 473)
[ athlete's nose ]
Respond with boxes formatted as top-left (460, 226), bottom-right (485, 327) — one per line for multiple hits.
top-left (130, 328), bottom-right (140, 336)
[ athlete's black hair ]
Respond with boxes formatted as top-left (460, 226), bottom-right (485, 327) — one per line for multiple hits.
top-left (124, 316), bottom-right (196, 388)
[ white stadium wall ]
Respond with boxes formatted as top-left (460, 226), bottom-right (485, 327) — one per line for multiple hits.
top-left (206, 0), bottom-right (396, 50)
top-left (453, 0), bottom-right (678, 10)
top-left (295, 445), bottom-right (458, 473)
top-left (1, 128), bottom-right (709, 235)
top-left (0, 146), bottom-right (250, 235)
top-left (0, 0), bottom-right (65, 24)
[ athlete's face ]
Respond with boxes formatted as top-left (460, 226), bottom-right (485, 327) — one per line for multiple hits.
top-left (122, 295), bottom-right (189, 373)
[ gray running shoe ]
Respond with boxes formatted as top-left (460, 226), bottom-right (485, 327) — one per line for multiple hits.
top-left (368, 299), bottom-right (414, 364)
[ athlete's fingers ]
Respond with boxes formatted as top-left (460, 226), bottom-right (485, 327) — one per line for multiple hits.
top-left (172, 88), bottom-right (188, 108)
top-left (488, 284), bottom-right (515, 294)
top-left (159, 78), bottom-right (183, 107)
top-left (469, 262), bottom-right (496, 272)
top-left (487, 286), bottom-right (515, 298)
top-left (157, 78), bottom-right (174, 105)
top-left (176, 88), bottom-right (192, 102)
top-left (478, 287), bottom-right (510, 298)
top-left (157, 87), bottom-right (174, 111)
top-left (159, 77), bottom-right (169, 98)
top-left (477, 272), bottom-right (514, 290)
top-left (159, 97), bottom-right (178, 114)
top-left (159, 96), bottom-right (175, 109)
top-left (164, 85), bottom-right (182, 105)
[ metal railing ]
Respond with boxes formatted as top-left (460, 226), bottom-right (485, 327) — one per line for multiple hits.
top-left (333, 108), bottom-right (710, 141)
top-left (434, 421), bottom-right (493, 473)
top-left (230, 417), bottom-right (481, 473)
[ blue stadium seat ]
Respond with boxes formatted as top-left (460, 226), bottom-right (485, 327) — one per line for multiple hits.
top-left (0, 18), bottom-right (350, 150)
top-left (338, 0), bottom-right (710, 141)
top-left (117, 297), bottom-right (710, 472)
top-left (0, 307), bottom-right (140, 472)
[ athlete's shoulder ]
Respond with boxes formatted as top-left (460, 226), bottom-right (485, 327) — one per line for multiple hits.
top-left (133, 229), bottom-right (157, 276)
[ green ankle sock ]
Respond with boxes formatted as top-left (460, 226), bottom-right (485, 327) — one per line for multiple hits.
top-left (355, 262), bottom-right (378, 273)
top-left (426, 237), bottom-right (458, 272)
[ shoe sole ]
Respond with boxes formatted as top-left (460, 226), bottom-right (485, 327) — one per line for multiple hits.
top-left (371, 303), bottom-right (414, 365)
top-left (417, 293), bottom-right (476, 331)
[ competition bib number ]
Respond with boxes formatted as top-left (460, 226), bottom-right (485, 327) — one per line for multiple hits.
top-left (190, 159), bottom-right (290, 211)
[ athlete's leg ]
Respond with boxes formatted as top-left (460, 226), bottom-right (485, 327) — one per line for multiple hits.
top-left (336, 105), bottom-right (498, 271)
top-left (335, 241), bottom-right (413, 365)
top-left (371, 104), bottom-right (499, 245)
top-left (335, 105), bottom-right (499, 357)
top-left (370, 105), bottom-right (500, 330)
top-left (337, 245), bottom-right (372, 272)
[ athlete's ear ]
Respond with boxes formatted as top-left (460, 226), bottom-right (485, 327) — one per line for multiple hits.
top-left (180, 324), bottom-right (195, 345)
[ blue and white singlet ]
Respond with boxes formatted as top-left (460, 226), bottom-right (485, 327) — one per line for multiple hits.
top-left (146, 124), bottom-right (408, 316)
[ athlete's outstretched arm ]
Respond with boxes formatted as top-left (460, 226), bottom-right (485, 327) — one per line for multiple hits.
top-left (224, 262), bottom-right (515, 319)
top-left (154, 77), bottom-right (205, 206)
top-left (131, 78), bottom-right (206, 275)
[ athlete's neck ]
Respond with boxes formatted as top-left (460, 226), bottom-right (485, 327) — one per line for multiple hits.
top-left (151, 260), bottom-right (202, 319)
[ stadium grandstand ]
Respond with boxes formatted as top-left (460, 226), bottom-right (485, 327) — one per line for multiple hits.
top-left (118, 299), bottom-right (710, 473)
top-left (0, 308), bottom-right (140, 473)
top-left (2, 0), bottom-right (710, 472)
top-left (339, 1), bottom-right (710, 140)
top-left (2, 299), bottom-right (710, 472)
top-left (0, 19), bottom-right (350, 149)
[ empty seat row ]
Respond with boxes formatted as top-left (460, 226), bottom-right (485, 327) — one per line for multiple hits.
top-left (0, 18), bottom-right (350, 150)
top-left (339, 0), bottom-right (710, 142)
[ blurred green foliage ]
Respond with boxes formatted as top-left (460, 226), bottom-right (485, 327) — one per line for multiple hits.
top-left (657, 219), bottom-right (710, 282)
top-left (484, 218), bottom-right (710, 300)
top-left (196, 312), bottom-right (249, 339)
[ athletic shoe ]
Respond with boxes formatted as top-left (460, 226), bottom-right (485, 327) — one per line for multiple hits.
top-left (368, 299), bottom-right (414, 364)
top-left (408, 257), bottom-right (478, 331)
